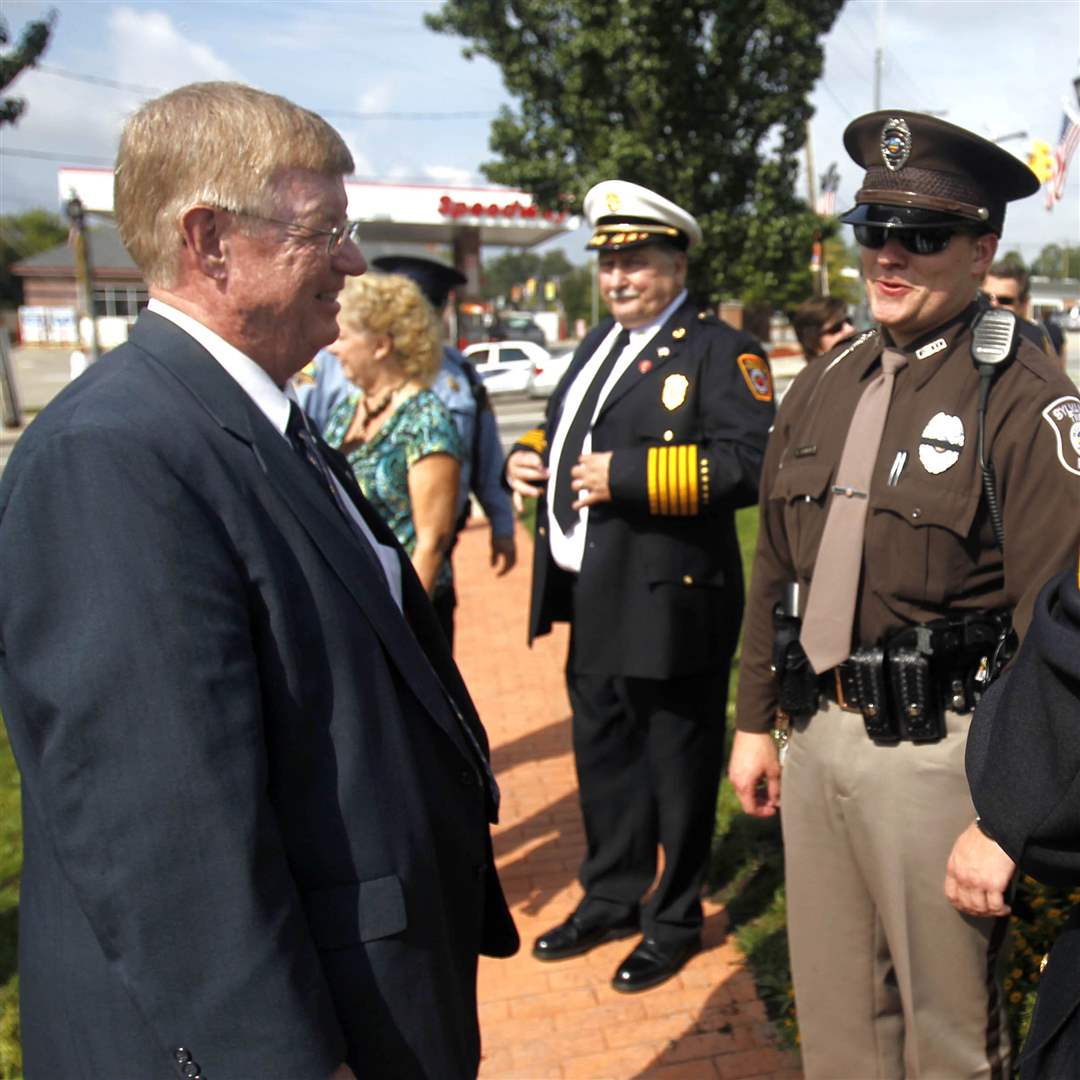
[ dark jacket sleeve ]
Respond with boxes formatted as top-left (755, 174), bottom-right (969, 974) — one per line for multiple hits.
top-left (968, 560), bottom-right (1080, 884)
top-left (0, 425), bottom-right (346, 1077)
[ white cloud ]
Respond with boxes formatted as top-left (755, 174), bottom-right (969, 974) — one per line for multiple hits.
top-left (108, 7), bottom-right (236, 89)
top-left (422, 164), bottom-right (477, 187)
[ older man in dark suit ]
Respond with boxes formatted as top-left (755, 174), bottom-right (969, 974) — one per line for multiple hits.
top-left (0, 81), bottom-right (516, 1080)
top-left (506, 181), bottom-right (773, 993)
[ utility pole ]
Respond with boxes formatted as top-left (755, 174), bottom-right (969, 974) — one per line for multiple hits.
top-left (65, 191), bottom-right (100, 364)
top-left (805, 121), bottom-right (824, 297)
top-left (873, 0), bottom-right (885, 110)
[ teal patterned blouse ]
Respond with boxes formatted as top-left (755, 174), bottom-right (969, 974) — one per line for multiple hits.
top-left (323, 388), bottom-right (464, 597)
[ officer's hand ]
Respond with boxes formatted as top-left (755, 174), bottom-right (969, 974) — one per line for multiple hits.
top-left (571, 451), bottom-right (613, 508)
top-left (506, 449), bottom-right (548, 512)
top-left (490, 534), bottom-right (517, 575)
top-left (728, 730), bottom-right (781, 817)
top-left (944, 821), bottom-right (1015, 918)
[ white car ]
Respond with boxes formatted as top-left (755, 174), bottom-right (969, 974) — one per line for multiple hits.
top-left (463, 340), bottom-right (550, 395)
top-left (526, 348), bottom-right (574, 398)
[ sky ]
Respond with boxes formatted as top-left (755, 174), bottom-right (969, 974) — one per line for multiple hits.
top-left (0, 0), bottom-right (1078, 267)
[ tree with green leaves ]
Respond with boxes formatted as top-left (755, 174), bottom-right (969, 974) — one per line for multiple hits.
top-left (1031, 243), bottom-right (1080, 280)
top-left (0, 208), bottom-right (67, 307)
top-left (427, 0), bottom-right (845, 309)
top-left (0, 9), bottom-right (55, 126)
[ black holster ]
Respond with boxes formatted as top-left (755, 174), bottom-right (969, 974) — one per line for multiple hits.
top-left (772, 605), bottom-right (818, 719)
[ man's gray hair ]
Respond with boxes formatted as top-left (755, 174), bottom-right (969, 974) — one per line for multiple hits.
top-left (114, 81), bottom-right (354, 287)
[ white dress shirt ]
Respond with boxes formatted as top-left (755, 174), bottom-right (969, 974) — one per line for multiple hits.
top-left (147, 299), bottom-right (403, 608)
top-left (547, 289), bottom-right (687, 573)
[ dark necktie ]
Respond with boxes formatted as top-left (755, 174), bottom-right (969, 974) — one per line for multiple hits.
top-left (800, 348), bottom-right (909, 673)
top-left (552, 328), bottom-right (631, 532)
top-left (286, 402), bottom-right (389, 587)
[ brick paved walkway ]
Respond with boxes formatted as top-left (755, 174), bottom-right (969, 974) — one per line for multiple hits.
top-left (453, 518), bottom-right (802, 1080)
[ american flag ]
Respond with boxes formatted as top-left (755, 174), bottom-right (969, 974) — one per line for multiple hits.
top-left (1047, 105), bottom-right (1080, 208)
top-left (816, 162), bottom-right (840, 217)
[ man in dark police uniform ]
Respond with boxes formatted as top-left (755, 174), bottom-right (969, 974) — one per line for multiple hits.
top-left (506, 180), bottom-right (773, 992)
top-left (729, 110), bottom-right (1080, 1077)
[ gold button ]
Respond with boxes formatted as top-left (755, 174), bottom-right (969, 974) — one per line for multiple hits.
top-left (538, 525), bottom-right (546, 535)
top-left (911, 508), bottom-right (922, 519)
top-left (663, 429), bottom-right (674, 441)
top-left (682, 574), bottom-right (694, 585)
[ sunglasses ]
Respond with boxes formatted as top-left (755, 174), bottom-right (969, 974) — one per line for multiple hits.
top-left (987, 293), bottom-right (1018, 307)
top-left (853, 224), bottom-right (966, 256)
top-left (822, 316), bottom-right (853, 335)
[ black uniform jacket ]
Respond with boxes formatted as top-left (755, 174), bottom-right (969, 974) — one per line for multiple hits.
top-left (736, 304), bottom-right (1080, 732)
top-left (514, 297), bottom-right (774, 679)
top-left (0, 313), bottom-right (518, 1079)
top-left (967, 561), bottom-right (1080, 1073)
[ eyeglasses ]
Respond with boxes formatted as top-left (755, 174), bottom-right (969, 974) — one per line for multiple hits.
top-left (853, 224), bottom-right (967, 256)
top-left (987, 293), bottom-right (1019, 307)
top-left (228, 209), bottom-right (362, 255)
top-left (822, 315), bottom-right (853, 335)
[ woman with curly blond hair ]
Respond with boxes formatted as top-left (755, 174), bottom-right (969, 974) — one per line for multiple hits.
top-left (323, 272), bottom-right (463, 640)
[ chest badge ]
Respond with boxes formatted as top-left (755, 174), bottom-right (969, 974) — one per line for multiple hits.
top-left (918, 412), bottom-right (965, 474)
top-left (662, 373), bottom-right (689, 411)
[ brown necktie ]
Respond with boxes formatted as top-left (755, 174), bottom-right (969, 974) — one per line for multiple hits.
top-left (800, 347), bottom-right (909, 674)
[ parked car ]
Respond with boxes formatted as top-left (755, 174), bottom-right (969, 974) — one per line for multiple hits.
top-left (526, 348), bottom-right (574, 398)
top-left (463, 340), bottom-right (551, 395)
top-left (489, 312), bottom-right (547, 347)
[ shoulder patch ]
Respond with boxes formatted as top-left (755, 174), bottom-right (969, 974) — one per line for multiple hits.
top-left (294, 360), bottom-right (318, 386)
top-left (1041, 396), bottom-right (1080, 476)
top-left (737, 353), bottom-right (773, 402)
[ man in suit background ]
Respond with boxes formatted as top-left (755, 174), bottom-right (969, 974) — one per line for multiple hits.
top-left (505, 181), bottom-right (773, 992)
top-left (0, 81), bottom-right (516, 1079)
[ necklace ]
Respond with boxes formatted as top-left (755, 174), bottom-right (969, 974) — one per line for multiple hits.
top-left (360, 381), bottom-right (406, 424)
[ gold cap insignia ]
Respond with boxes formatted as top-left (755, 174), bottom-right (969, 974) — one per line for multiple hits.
top-left (606, 192), bottom-right (621, 212)
top-left (662, 373), bottom-right (690, 411)
top-left (672, 327), bottom-right (687, 340)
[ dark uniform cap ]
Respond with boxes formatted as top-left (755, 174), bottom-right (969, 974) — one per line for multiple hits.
top-left (370, 254), bottom-right (467, 308)
top-left (839, 110), bottom-right (1040, 236)
top-left (583, 180), bottom-right (702, 253)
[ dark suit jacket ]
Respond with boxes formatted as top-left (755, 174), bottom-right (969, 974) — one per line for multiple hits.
top-left (0, 312), bottom-right (517, 1079)
top-left (967, 563), bottom-right (1080, 1076)
top-left (514, 298), bottom-right (774, 679)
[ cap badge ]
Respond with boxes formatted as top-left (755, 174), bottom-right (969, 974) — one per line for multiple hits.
top-left (662, 373), bottom-right (689, 411)
top-left (606, 192), bottom-right (621, 212)
top-left (880, 117), bottom-right (912, 172)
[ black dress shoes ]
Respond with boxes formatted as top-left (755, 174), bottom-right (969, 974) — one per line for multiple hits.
top-left (611, 936), bottom-right (701, 993)
top-left (532, 911), bottom-right (638, 962)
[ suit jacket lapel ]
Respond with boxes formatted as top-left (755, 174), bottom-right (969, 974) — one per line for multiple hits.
top-left (596, 296), bottom-right (698, 420)
top-left (131, 314), bottom-right (477, 763)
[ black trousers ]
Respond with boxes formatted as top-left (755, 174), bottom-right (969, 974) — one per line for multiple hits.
top-left (566, 633), bottom-right (729, 946)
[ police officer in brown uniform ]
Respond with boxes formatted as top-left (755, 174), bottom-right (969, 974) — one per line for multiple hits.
top-left (508, 181), bottom-right (773, 993)
top-left (728, 111), bottom-right (1080, 1077)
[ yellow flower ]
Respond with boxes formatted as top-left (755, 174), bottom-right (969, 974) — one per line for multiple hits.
top-left (1011, 968), bottom-right (1023, 979)
top-left (1049, 908), bottom-right (1063, 919)
top-left (1010, 992), bottom-right (1022, 1004)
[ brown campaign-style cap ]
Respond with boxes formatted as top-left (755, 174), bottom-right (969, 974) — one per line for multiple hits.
top-left (839, 111), bottom-right (1040, 235)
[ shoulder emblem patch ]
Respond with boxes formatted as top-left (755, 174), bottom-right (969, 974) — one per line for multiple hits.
top-left (737, 353), bottom-right (773, 402)
top-left (293, 360), bottom-right (317, 386)
top-left (1042, 396), bottom-right (1080, 476)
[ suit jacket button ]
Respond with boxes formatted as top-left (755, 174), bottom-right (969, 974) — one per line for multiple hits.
top-left (175, 1048), bottom-right (191, 1065)
top-left (663, 429), bottom-right (674, 441)
top-left (682, 574), bottom-right (694, 585)
top-left (538, 525), bottom-right (546, 536)
top-left (182, 1063), bottom-right (201, 1079)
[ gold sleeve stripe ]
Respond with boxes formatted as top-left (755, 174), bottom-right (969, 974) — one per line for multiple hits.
top-left (647, 445), bottom-right (703, 515)
top-left (517, 428), bottom-right (547, 454)
top-left (688, 444), bottom-right (699, 515)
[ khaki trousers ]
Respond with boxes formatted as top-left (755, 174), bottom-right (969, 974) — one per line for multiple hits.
top-left (782, 701), bottom-right (1010, 1079)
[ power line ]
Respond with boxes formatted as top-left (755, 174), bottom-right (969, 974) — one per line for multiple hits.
top-left (0, 147), bottom-right (115, 165)
top-left (32, 64), bottom-right (498, 120)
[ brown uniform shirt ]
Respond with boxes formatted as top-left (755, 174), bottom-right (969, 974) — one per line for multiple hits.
top-left (736, 302), bottom-right (1080, 734)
